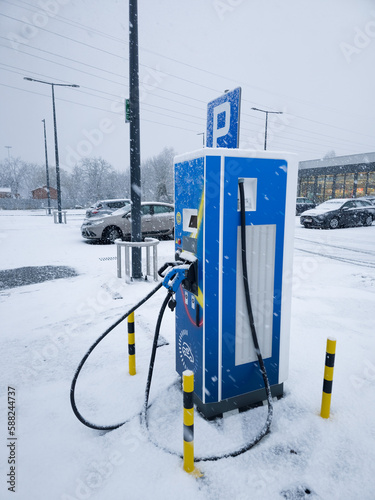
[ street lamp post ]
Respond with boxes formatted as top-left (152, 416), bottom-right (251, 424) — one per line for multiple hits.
top-left (4, 146), bottom-right (12, 159)
top-left (42, 119), bottom-right (51, 215)
top-left (197, 132), bottom-right (205, 147)
top-left (251, 107), bottom-right (283, 150)
top-left (24, 77), bottom-right (79, 223)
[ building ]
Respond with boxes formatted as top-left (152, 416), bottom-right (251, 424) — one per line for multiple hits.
top-left (298, 152), bottom-right (375, 203)
top-left (32, 186), bottom-right (57, 200)
top-left (0, 187), bottom-right (12, 198)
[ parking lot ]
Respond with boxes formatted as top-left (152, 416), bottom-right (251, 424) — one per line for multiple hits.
top-left (1, 210), bottom-right (374, 500)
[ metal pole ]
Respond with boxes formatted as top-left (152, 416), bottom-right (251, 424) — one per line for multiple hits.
top-left (42, 119), bottom-right (51, 215)
top-left (128, 312), bottom-right (136, 376)
top-left (183, 370), bottom-right (203, 477)
top-left (23, 77), bottom-right (79, 223)
top-left (129, 0), bottom-right (142, 279)
top-left (51, 85), bottom-right (63, 223)
top-left (320, 337), bottom-right (336, 419)
top-left (264, 111), bottom-right (268, 151)
top-left (251, 107), bottom-right (283, 151)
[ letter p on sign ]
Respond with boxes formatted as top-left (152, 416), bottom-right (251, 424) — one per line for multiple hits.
top-left (206, 87), bottom-right (241, 148)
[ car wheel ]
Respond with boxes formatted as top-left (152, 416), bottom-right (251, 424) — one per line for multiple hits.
top-left (103, 226), bottom-right (123, 244)
top-left (329, 217), bottom-right (339, 229)
top-left (364, 214), bottom-right (373, 226)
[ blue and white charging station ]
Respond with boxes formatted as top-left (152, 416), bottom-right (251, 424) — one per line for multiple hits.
top-left (173, 89), bottom-right (297, 418)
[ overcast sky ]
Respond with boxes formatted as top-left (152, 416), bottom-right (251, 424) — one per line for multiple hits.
top-left (1, 0), bottom-right (375, 172)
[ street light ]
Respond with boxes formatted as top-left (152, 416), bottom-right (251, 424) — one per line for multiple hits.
top-left (24, 77), bottom-right (80, 223)
top-left (197, 132), bottom-right (205, 147)
top-left (42, 119), bottom-right (51, 215)
top-left (4, 146), bottom-right (12, 159)
top-left (251, 107), bottom-right (283, 150)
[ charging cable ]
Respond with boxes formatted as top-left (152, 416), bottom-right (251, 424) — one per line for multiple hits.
top-left (71, 186), bottom-right (273, 457)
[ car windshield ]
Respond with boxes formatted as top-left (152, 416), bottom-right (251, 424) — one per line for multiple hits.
top-left (316, 200), bottom-right (345, 209)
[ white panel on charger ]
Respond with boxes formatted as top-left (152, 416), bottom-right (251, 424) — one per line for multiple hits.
top-left (235, 224), bottom-right (276, 365)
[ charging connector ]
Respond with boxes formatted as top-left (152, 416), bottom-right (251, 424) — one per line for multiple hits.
top-left (175, 249), bottom-right (198, 295)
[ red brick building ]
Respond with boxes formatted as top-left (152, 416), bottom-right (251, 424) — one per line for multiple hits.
top-left (32, 186), bottom-right (58, 200)
top-left (0, 187), bottom-right (12, 198)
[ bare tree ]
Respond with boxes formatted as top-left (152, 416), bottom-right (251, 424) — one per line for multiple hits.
top-left (0, 147), bottom-right (174, 207)
top-left (20, 162), bottom-right (51, 198)
top-left (142, 147), bottom-right (175, 202)
top-left (0, 157), bottom-right (27, 197)
top-left (80, 157), bottom-right (114, 202)
top-left (323, 150), bottom-right (336, 159)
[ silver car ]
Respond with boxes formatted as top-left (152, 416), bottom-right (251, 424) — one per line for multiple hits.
top-left (85, 198), bottom-right (131, 218)
top-left (81, 202), bottom-right (174, 243)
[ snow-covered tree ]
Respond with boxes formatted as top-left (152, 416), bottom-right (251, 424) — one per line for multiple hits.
top-left (141, 147), bottom-right (175, 202)
top-left (0, 157), bottom-right (27, 197)
top-left (323, 150), bottom-right (336, 159)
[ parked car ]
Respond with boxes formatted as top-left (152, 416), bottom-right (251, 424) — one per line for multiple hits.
top-left (300, 198), bottom-right (374, 229)
top-left (356, 196), bottom-right (375, 208)
top-left (296, 197), bottom-right (316, 215)
top-left (85, 198), bottom-right (131, 219)
top-left (81, 202), bottom-right (174, 243)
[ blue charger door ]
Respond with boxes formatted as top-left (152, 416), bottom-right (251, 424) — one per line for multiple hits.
top-left (220, 156), bottom-right (288, 401)
top-left (174, 156), bottom-right (205, 401)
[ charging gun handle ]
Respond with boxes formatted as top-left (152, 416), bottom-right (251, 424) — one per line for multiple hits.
top-left (161, 265), bottom-right (188, 293)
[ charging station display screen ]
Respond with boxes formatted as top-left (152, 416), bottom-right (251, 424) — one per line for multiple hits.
top-left (183, 208), bottom-right (198, 234)
top-left (189, 215), bottom-right (198, 228)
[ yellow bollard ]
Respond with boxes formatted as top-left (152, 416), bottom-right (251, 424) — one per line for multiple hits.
top-left (183, 370), bottom-right (203, 477)
top-left (128, 312), bottom-right (136, 376)
top-left (320, 337), bottom-right (336, 419)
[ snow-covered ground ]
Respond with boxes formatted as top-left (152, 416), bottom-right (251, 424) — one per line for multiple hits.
top-left (1, 210), bottom-right (374, 500)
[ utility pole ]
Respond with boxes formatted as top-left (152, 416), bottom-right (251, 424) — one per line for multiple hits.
top-left (42, 119), bottom-right (52, 215)
top-left (251, 107), bottom-right (283, 150)
top-left (129, 0), bottom-right (142, 278)
top-left (24, 77), bottom-right (79, 223)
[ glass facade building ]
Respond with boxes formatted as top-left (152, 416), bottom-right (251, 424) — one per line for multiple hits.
top-left (298, 152), bottom-right (375, 203)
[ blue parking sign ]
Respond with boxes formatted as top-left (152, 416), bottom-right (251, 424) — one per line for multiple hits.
top-left (206, 87), bottom-right (241, 148)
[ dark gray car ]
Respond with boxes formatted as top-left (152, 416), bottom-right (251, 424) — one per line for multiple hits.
top-left (300, 198), bottom-right (373, 229)
top-left (81, 202), bottom-right (174, 243)
top-left (296, 197), bottom-right (316, 215)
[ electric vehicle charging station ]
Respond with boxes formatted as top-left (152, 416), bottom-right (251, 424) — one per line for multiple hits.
top-left (71, 87), bottom-right (297, 460)
top-left (173, 89), bottom-right (297, 418)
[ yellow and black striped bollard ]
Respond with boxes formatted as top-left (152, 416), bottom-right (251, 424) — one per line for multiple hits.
top-left (183, 370), bottom-right (203, 477)
top-left (320, 337), bottom-right (336, 419)
top-left (128, 312), bottom-right (136, 376)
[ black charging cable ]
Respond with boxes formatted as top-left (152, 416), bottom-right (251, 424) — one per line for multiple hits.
top-left (237, 179), bottom-right (273, 438)
top-left (71, 184), bottom-right (273, 457)
top-left (70, 281), bottom-right (163, 431)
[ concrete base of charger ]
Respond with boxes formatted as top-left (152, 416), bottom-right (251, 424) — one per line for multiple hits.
top-left (193, 383), bottom-right (284, 420)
